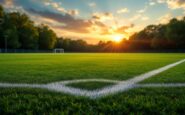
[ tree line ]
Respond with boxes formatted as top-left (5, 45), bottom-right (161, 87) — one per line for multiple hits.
top-left (0, 6), bottom-right (57, 50)
top-left (54, 17), bottom-right (185, 52)
top-left (128, 18), bottom-right (185, 50)
top-left (0, 5), bottom-right (185, 52)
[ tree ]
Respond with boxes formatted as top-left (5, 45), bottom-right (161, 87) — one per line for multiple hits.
top-left (56, 38), bottom-right (88, 52)
top-left (128, 17), bottom-right (185, 50)
top-left (19, 23), bottom-right (39, 49)
top-left (8, 12), bottom-right (31, 29)
top-left (0, 5), bottom-right (4, 48)
top-left (165, 18), bottom-right (185, 48)
top-left (1, 13), bottom-right (20, 49)
top-left (55, 37), bottom-right (64, 48)
top-left (70, 39), bottom-right (87, 51)
top-left (38, 25), bottom-right (57, 50)
top-left (61, 39), bottom-right (72, 50)
top-left (0, 5), bottom-right (4, 19)
top-left (8, 12), bottom-right (38, 49)
top-left (151, 25), bottom-right (168, 49)
top-left (4, 28), bottom-right (20, 49)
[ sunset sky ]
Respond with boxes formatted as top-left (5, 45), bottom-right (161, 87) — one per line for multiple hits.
top-left (0, 0), bottom-right (185, 44)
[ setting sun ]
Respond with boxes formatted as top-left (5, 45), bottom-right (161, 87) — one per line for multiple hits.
top-left (112, 35), bottom-right (123, 42)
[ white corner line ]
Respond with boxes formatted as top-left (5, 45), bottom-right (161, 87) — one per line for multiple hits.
top-left (85, 59), bottom-right (185, 98)
top-left (0, 59), bottom-right (185, 99)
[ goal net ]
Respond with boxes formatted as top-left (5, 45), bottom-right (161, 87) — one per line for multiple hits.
top-left (53, 48), bottom-right (64, 53)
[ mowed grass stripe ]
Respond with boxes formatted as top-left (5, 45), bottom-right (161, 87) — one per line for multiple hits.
top-left (141, 61), bottom-right (185, 83)
top-left (0, 53), bottom-right (184, 83)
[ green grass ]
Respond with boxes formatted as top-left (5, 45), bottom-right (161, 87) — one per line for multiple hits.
top-left (66, 82), bottom-right (114, 90)
top-left (1, 87), bottom-right (185, 114)
top-left (0, 53), bottom-right (184, 83)
top-left (141, 62), bottom-right (185, 83)
top-left (0, 53), bottom-right (185, 114)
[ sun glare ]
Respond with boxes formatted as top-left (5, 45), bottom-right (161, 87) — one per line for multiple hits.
top-left (113, 35), bottom-right (123, 42)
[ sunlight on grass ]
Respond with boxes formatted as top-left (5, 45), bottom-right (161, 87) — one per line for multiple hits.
top-left (0, 53), bottom-right (184, 83)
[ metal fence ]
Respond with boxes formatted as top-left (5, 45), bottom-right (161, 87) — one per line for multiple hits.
top-left (0, 49), bottom-right (54, 53)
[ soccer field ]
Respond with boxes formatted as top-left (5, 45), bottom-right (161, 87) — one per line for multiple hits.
top-left (0, 53), bottom-right (185, 114)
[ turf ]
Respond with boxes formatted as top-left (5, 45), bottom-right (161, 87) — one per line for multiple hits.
top-left (1, 87), bottom-right (185, 114)
top-left (0, 53), bottom-right (185, 114)
top-left (66, 81), bottom-right (114, 90)
top-left (0, 53), bottom-right (184, 83)
top-left (141, 62), bottom-right (185, 83)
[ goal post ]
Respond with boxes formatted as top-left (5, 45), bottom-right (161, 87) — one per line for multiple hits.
top-left (53, 48), bottom-right (64, 53)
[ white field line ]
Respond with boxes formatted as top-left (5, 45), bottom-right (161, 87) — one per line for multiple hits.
top-left (84, 59), bottom-right (185, 98)
top-left (136, 83), bottom-right (185, 87)
top-left (0, 83), bottom-right (45, 88)
top-left (0, 59), bottom-right (185, 99)
top-left (56, 79), bottom-right (120, 85)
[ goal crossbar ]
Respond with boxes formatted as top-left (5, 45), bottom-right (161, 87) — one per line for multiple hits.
top-left (53, 48), bottom-right (64, 53)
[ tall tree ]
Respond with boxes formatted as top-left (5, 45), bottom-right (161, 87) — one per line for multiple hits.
top-left (3, 26), bottom-right (20, 49)
top-left (0, 5), bottom-right (4, 48)
top-left (19, 23), bottom-right (39, 49)
top-left (151, 25), bottom-right (168, 49)
top-left (1, 13), bottom-right (20, 49)
top-left (38, 25), bottom-right (57, 50)
top-left (8, 12), bottom-right (38, 49)
top-left (165, 18), bottom-right (185, 48)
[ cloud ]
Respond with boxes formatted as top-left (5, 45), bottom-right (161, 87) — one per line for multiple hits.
top-left (67, 9), bottom-right (79, 16)
top-left (117, 8), bottom-right (129, 14)
top-left (27, 9), bottom-right (91, 33)
top-left (0, 0), bottom-right (134, 42)
top-left (158, 13), bottom-right (172, 24)
top-left (44, 1), bottom-right (62, 8)
top-left (89, 2), bottom-right (96, 7)
top-left (92, 12), bottom-right (113, 21)
top-left (156, 0), bottom-right (185, 10)
top-left (27, 9), bottom-right (117, 35)
top-left (129, 14), bottom-right (149, 22)
top-left (166, 0), bottom-right (185, 9)
top-left (137, 6), bottom-right (147, 13)
top-left (1, 0), bottom-right (13, 7)
top-left (149, 1), bottom-right (156, 6)
top-left (130, 14), bottom-right (142, 21)
top-left (43, 0), bottom-right (79, 16)
top-left (0, 0), bottom-right (29, 13)
top-left (156, 0), bottom-right (165, 4)
top-left (115, 25), bottom-right (133, 34)
top-left (90, 22), bottom-right (109, 35)
top-left (0, 0), bottom-right (16, 9)
top-left (142, 16), bottom-right (150, 21)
